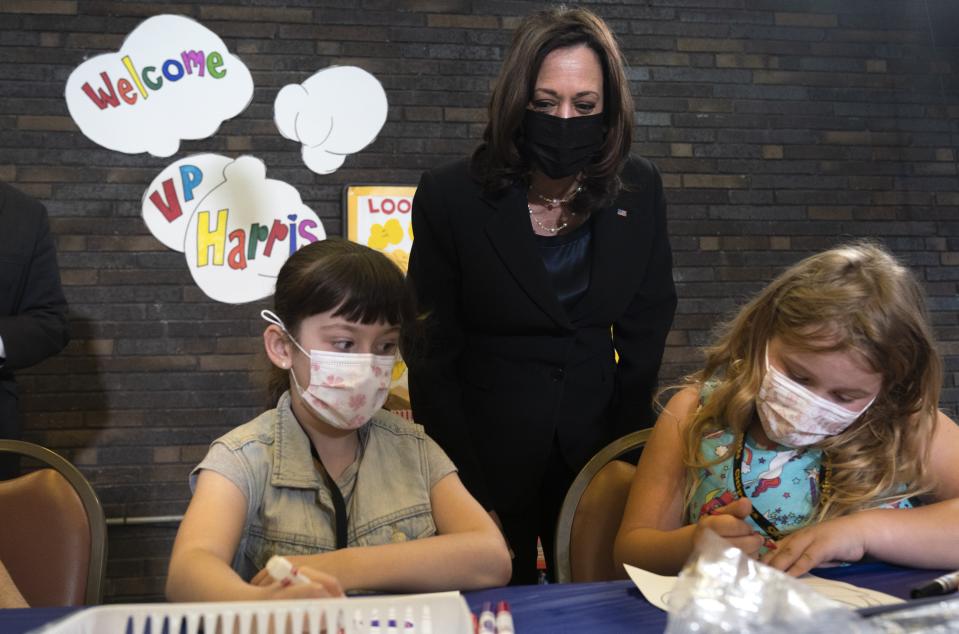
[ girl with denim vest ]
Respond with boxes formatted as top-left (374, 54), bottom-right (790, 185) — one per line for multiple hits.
top-left (614, 242), bottom-right (959, 577)
top-left (166, 239), bottom-right (511, 601)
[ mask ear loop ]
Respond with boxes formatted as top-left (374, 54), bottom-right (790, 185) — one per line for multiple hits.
top-left (261, 310), bottom-right (311, 402)
top-left (261, 310), bottom-right (309, 356)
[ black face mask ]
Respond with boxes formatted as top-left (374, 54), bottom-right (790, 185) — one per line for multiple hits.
top-left (521, 110), bottom-right (605, 179)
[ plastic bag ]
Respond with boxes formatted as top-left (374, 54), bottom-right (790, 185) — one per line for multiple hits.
top-left (866, 596), bottom-right (959, 633)
top-left (664, 530), bottom-right (874, 633)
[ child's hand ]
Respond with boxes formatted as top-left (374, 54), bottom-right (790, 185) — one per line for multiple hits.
top-left (694, 497), bottom-right (764, 558)
top-left (251, 561), bottom-right (345, 598)
top-left (761, 515), bottom-right (865, 576)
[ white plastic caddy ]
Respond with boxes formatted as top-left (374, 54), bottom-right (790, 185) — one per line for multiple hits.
top-left (30, 591), bottom-right (473, 634)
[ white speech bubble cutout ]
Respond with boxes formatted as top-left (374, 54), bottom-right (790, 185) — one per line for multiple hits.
top-left (274, 66), bottom-right (388, 174)
top-left (65, 14), bottom-right (254, 157)
top-left (184, 156), bottom-right (327, 304)
top-left (142, 153), bottom-right (232, 251)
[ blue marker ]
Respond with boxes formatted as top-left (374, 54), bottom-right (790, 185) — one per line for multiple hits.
top-left (477, 601), bottom-right (496, 634)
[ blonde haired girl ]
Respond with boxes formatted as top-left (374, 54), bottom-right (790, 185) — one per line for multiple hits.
top-left (615, 242), bottom-right (959, 576)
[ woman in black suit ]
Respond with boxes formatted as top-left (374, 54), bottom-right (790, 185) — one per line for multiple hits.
top-left (405, 7), bottom-right (676, 585)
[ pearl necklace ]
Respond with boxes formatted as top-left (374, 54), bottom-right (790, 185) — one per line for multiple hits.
top-left (528, 204), bottom-right (573, 234)
top-left (530, 184), bottom-right (583, 210)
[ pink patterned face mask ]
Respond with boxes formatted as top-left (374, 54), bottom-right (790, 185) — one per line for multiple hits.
top-left (262, 310), bottom-right (395, 430)
top-left (756, 345), bottom-right (875, 448)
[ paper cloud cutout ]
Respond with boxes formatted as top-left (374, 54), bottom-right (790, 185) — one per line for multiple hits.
top-left (65, 15), bottom-right (254, 157)
top-left (184, 156), bottom-right (327, 303)
top-left (142, 153), bottom-right (232, 251)
top-left (274, 66), bottom-right (388, 174)
top-left (143, 154), bottom-right (326, 304)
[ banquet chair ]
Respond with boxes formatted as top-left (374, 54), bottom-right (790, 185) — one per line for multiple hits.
top-left (0, 440), bottom-right (106, 606)
top-left (554, 429), bottom-right (650, 583)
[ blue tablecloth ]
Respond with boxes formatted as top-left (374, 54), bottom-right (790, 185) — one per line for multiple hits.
top-left (463, 562), bottom-right (947, 634)
top-left (0, 562), bottom-right (950, 634)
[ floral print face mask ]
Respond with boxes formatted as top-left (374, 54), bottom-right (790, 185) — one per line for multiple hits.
top-left (756, 345), bottom-right (875, 448)
top-left (262, 310), bottom-right (395, 430)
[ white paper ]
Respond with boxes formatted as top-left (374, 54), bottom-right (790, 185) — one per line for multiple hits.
top-left (624, 563), bottom-right (903, 612)
top-left (624, 563), bottom-right (676, 611)
top-left (801, 575), bottom-right (903, 608)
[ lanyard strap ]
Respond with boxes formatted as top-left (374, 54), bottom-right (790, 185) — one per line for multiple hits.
top-left (310, 444), bottom-right (349, 550)
top-left (732, 433), bottom-right (825, 541)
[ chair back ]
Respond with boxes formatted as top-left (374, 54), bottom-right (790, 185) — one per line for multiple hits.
top-left (0, 441), bottom-right (106, 606)
top-left (554, 430), bottom-right (650, 583)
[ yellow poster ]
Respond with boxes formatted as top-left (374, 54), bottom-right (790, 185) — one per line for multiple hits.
top-left (345, 184), bottom-right (416, 273)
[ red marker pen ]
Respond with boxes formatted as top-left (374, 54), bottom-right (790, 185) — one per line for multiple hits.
top-left (495, 600), bottom-right (514, 634)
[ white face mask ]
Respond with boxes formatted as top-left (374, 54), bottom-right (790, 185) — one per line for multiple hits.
top-left (756, 345), bottom-right (875, 448)
top-left (262, 310), bottom-right (395, 430)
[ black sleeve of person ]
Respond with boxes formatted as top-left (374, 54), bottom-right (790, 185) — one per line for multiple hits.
top-left (404, 168), bottom-right (494, 510)
top-left (0, 186), bottom-right (70, 372)
top-left (610, 160), bottom-right (677, 437)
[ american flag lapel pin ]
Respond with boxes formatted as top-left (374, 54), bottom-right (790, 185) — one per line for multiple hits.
top-left (617, 208), bottom-right (628, 217)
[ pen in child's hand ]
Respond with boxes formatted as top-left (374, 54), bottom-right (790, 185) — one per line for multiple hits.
top-left (265, 555), bottom-right (312, 587)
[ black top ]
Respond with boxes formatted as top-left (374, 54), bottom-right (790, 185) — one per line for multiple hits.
top-left (534, 217), bottom-right (592, 313)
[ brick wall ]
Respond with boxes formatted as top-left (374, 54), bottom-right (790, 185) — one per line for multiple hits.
top-left (1, 0), bottom-right (956, 603)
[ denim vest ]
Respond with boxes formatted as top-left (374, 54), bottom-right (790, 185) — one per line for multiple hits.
top-left (191, 392), bottom-right (455, 580)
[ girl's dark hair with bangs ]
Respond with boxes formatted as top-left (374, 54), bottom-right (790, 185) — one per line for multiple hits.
top-left (266, 238), bottom-right (416, 405)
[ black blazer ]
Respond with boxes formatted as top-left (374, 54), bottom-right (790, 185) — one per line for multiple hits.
top-left (0, 182), bottom-right (70, 440)
top-left (405, 156), bottom-right (676, 512)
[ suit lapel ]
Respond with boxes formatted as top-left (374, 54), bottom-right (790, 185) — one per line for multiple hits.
top-left (568, 202), bottom-right (640, 323)
top-left (483, 186), bottom-right (572, 329)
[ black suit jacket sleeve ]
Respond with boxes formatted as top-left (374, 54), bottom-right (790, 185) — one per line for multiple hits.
top-left (0, 188), bottom-right (70, 372)
top-left (405, 168), bottom-right (494, 509)
top-left (610, 162), bottom-right (677, 435)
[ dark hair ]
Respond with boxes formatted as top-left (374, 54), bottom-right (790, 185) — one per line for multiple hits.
top-left (266, 238), bottom-right (416, 405)
top-left (471, 6), bottom-right (634, 213)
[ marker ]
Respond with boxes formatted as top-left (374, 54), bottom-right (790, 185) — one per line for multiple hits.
top-left (402, 606), bottom-right (416, 634)
top-left (265, 555), bottom-right (311, 587)
top-left (477, 602), bottom-right (496, 634)
top-left (368, 608), bottom-right (381, 634)
top-left (911, 570), bottom-right (959, 598)
top-left (495, 601), bottom-right (514, 634)
top-left (386, 607), bottom-right (398, 634)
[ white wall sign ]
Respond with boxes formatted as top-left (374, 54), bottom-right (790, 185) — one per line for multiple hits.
top-left (65, 14), bottom-right (254, 157)
top-left (275, 66), bottom-right (388, 174)
top-left (142, 153), bottom-right (232, 252)
top-left (142, 155), bottom-right (326, 304)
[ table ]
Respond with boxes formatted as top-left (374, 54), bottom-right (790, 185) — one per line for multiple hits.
top-left (0, 562), bottom-right (950, 634)
top-left (464, 562), bottom-right (947, 633)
